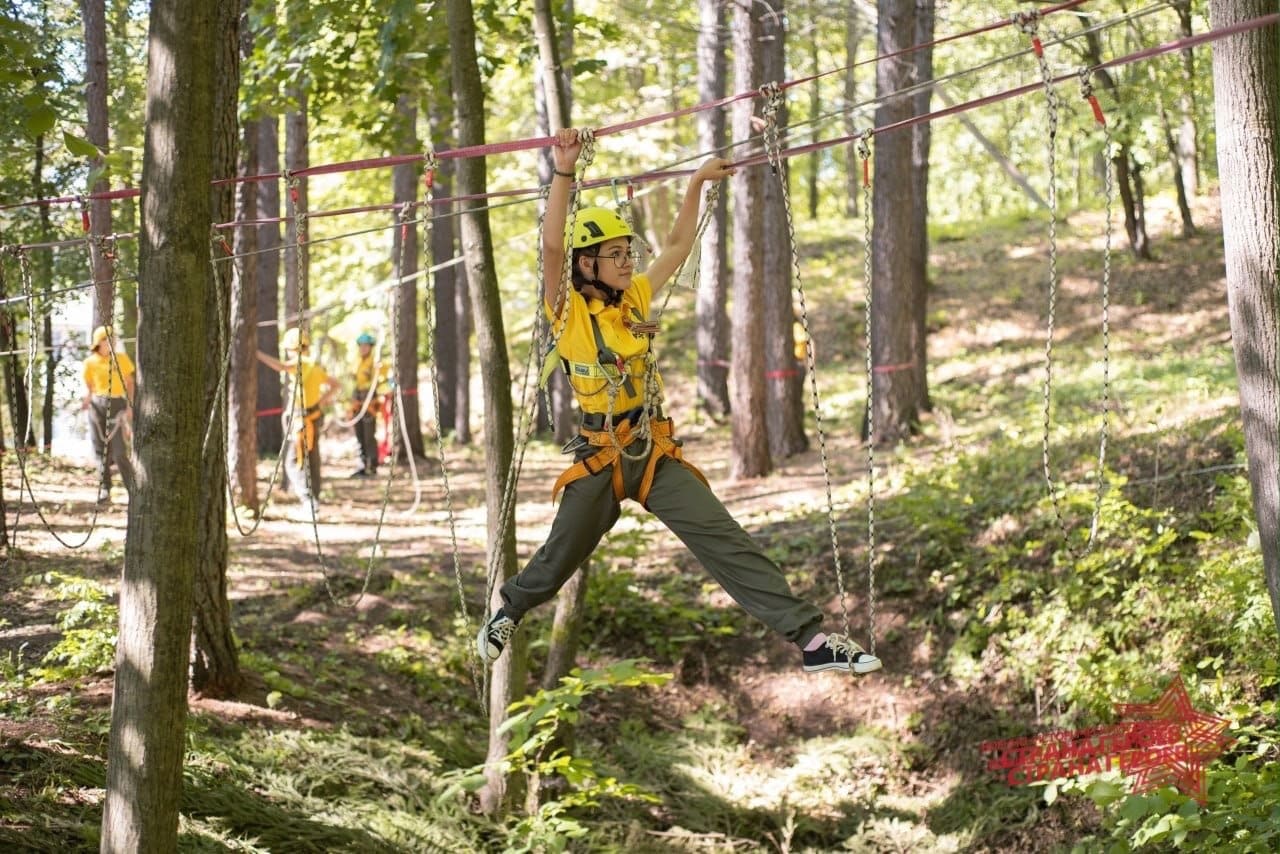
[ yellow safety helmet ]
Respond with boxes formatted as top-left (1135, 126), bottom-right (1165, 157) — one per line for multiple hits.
top-left (91, 325), bottom-right (112, 348)
top-left (568, 206), bottom-right (634, 251)
top-left (281, 326), bottom-right (310, 352)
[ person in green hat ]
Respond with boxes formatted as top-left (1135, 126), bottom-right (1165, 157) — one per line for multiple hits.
top-left (348, 331), bottom-right (385, 478)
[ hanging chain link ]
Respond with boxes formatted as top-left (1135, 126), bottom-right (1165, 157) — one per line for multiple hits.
top-left (763, 82), bottom-right (864, 649)
top-left (856, 128), bottom-right (877, 656)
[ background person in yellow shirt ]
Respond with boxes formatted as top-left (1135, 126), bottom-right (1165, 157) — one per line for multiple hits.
top-left (256, 326), bottom-right (338, 511)
top-left (81, 325), bottom-right (135, 505)
top-left (348, 331), bottom-right (385, 478)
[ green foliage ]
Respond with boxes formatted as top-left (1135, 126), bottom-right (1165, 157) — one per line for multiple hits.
top-left (27, 572), bottom-right (118, 683)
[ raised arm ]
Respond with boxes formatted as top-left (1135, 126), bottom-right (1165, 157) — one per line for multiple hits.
top-left (645, 157), bottom-right (735, 292)
top-left (256, 349), bottom-right (287, 374)
top-left (542, 129), bottom-right (584, 312)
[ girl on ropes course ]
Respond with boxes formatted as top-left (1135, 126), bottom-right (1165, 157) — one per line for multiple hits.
top-left (80, 325), bottom-right (135, 506)
top-left (476, 128), bottom-right (881, 676)
top-left (256, 326), bottom-right (339, 514)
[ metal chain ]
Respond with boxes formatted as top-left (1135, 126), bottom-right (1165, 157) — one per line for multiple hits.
top-left (763, 82), bottom-right (862, 649)
top-left (857, 129), bottom-right (877, 656)
top-left (421, 155), bottom-right (483, 697)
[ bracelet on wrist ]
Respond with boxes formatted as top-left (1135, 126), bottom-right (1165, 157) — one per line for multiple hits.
top-left (553, 169), bottom-right (576, 178)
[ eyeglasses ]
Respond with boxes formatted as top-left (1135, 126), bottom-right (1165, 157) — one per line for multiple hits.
top-left (590, 249), bottom-right (633, 269)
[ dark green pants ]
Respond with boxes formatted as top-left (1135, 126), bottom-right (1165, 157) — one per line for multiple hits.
top-left (500, 440), bottom-right (824, 647)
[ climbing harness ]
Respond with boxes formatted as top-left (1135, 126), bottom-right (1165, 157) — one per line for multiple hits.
top-left (550, 415), bottom-right (709, 507)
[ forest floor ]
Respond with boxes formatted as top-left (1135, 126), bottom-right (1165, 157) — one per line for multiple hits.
top-left (2, 193), bottom-right (1276, 853)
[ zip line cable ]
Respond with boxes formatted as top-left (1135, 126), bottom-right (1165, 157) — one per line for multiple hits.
top-left (0, 0), bottom-right (1103, 217)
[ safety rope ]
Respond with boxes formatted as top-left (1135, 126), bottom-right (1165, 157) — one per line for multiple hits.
top-left (763, 79), bottom-right (869, 654)
top-left (856, 130), bottom-right (877, 657)
top-left (1080, 67), bottom-right (1114, 545)
top-left (1017, 13), bottom-right (1109, 553)
top-left (420, 151), bottom-right (483, 699)
top-left (4, 246), bottom-right (104, 549)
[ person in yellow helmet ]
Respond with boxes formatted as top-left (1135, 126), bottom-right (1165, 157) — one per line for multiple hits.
top-left (476, 128), bottom-right (882, 677)
top-left (256, 326), bottom-right (338, 511)
top-left (81, 325), bottom-right (135, 505)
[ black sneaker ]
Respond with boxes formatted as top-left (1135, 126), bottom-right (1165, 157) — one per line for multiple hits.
top-left (97, 487), bottom-right (111, 506)
top-left (802, 634), bottom-right (882, 674)
top-left (349, 468), bottom-right (370, 479)
top-left (476, 609), bottom-right (519, 662)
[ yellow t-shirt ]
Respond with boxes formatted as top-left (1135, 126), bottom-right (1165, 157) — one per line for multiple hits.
top-left (545, 273), bottom-right (663, 415)
top-left (283, 359), bottom-right (329, 410)
top-left (354, 353), bottom-right (388, 392)
top-left (82, 350), bottom-right (134, 397)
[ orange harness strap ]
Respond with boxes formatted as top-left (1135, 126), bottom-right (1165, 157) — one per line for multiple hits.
top-left (550, 417), bottom-right (708, 506)
top-left (293, 408), bottom-right (323, 466)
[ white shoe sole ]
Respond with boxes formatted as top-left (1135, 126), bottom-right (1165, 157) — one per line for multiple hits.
top-left (476, 624), bottom-right (499, 662)
top-left (804, 655), bottom-right (883, 674)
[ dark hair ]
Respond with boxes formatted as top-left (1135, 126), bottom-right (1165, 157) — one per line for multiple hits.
top-left (570, 241), bottom-right (629, 306)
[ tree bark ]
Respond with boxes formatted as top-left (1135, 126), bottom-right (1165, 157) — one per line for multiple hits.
top-left (532, 0), bottom-right (577, 445)
top-left (192, 0), bottom-right (242, 699)
top-left (1210, 0), bottom-right (1280, 639)
top-left (910, 0), bottom-right (935, 413)
top-left (284, 90), bottom-right (308, 320)
top-left (392, 97), bottom-right (425, 460)
top-left (695, 0), bottom-right (731, 421)
top-left (100, 0), bottom-right (213, 848)
top-left (761, 0), bottom-right (807, 460)
top-left (729, 0), bottom-right (771, 478)
top-left (868, 0), bottom-right (922, 444)
top-left (447, 0), bottom-right (523, 815)
top-left (0, 265), bottom-right (32, 449)
top-left (81, 0), bottom-right (116, 329)
top-left (35, 136), bottom-right (57, 451)
top-left (843, 2), bottom-right (861, 218)
top-left (1174, 0), bottom-right (1200, 196)
top-left (230, 21), bottom-right (260, 512)
top-left (256, 115), bottom-right (284, 455)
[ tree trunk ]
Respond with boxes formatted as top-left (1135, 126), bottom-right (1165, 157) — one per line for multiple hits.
top-left (729, 0), bottom-right (771, 478)
top-left (533, 0), bottom-right (589, 696)
top-left (192, 0), bottom-right (242, 699)
top-left (110, 0), bottom-right (138, 347)
top-left (1078, 22), bottom-right (1153, 260)
top-left (843, 2), bottom-right (861, 218)
top-left (807, 25), bottom-right (820, 220)
top-left (695, 0), bottom-right (730, 422)
top-left (35, 137), bottom-right (57, 452)
top-left (1174, 0), bottom-right (1200, 196)
top-left (427, 116), bottom-right (460, 434)
top-left (100, 1), bottom-right (213, 848)
top-left (230, 22), bottom-right (259, 512)
top-left (455, 255), bottom-right (473, 442)
top-left (392, 98), bottom-right (425, 460)
top-left (284, 91), bottom-right (308, 320)
top-left (0, 265), bottom-right (32, 449)
top-left (532, 0), bottom-right (577, 445)
top-left (910, 0), bottom-right (935, 413)
top-left (1210, 0), bottom-right (1280, 639)
top-left (761, 0), bottom-right (807, 460)
top-left (868, 0), bottom-right (921, 444)
top-left (256, 116), bottom-right (284, 455)
top-left (447, 0), bottom-right (523, 815)
top-left (81, 0), bottom-right (116, 329)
